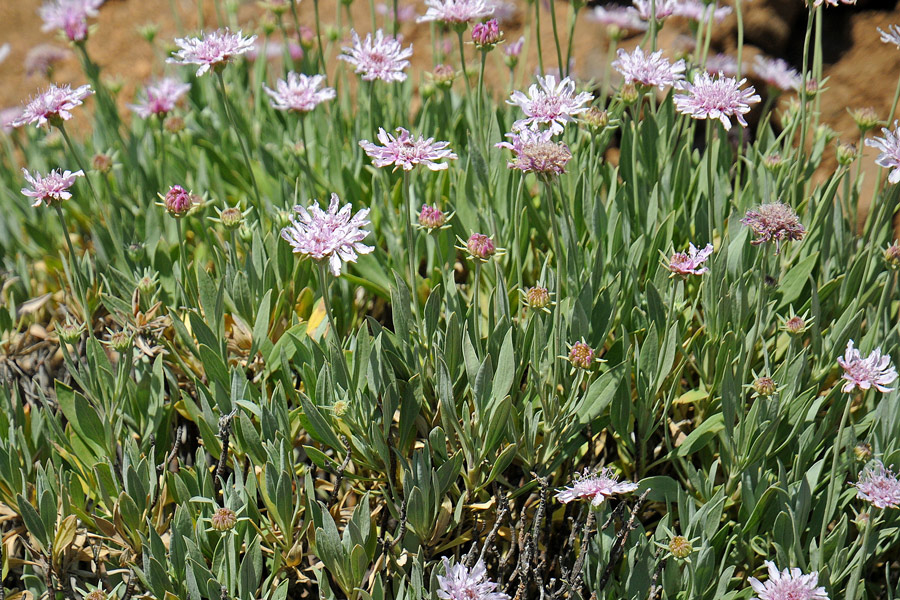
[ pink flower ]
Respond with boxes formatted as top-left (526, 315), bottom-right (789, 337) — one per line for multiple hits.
top-left (39, 0), bottom-right (103, 42)
top-left (21, 168), bottom-right (84, 207)
top-left (705, 53), bottom-right (739, 77)
top-left (338, 29), bottom-right (413, 83)
top-left (808, 0), bottom-right (854, 7)
top-left (25, 44), bottom-right (70, 78)
top-left (419, 205), bottom-right (447, 229)
top-left (436, 558), bottom-right (508, 600)
top-left (14, 83), bottom-right (92, 128)
top-left (672, 0), bottom-right (732, 23)
top-left (496, 128), bottom-right (572, 177)
top-left (128, 78), bottom-right (191, 118)
top-left (837, 340), bottom-right (897, 393)
top-left (471, 19), bottom-right (502, 47)
top-left (674, 71), bottom-right (760, 129)
top-left (281, 193), bottom-right (374, 276)
top-left (879, 24), bottom-right (900, 48)
top-left (417, 0), bottom-right (494, 24)
top-left (247, 41), bottom-right (304, 62)
top-left (465, 233), bottom-right (496, 260)
top-left (376, 3), bottom-right (418, 22)
top-left (741, 202), bottom-right (805, 253)
top-left (167, 29), bottom-right (258, 77)
top-left (555, 468), bottom-right (638, 506)
top-left (855, 460), bottom-right (900, 509)
top-left (632, 0), bottom-right (679, 20)
top-left (568, 341), bottom-right (597, 369)
top-left (163, 185), bottom-right (193, 216)
top-left (612, 47), bottom-right (685, 90)
top-left (865, 121), bottom-right (900, 184)
top-left (0, 108), bottom-right (23, 134)
top-left (507, 74), bottom-right (594, 134)
top-left (666, 243), bottom-right (713, 277)
top-left (504, 35), bottom-right (524, 58)
top-left (588, 6), bottom-right (648, 31)
top-left (753, 56), bottom-right (801, 92)
top-left (263, 72), bottom-right (335, 113)
top-left (359, 127), bottom-right (458, 171)
top-left (748, 561), bottom-right (828, 600)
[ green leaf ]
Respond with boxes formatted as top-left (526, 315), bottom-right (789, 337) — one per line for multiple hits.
top-left (676, 413), bottom-right (725, 457)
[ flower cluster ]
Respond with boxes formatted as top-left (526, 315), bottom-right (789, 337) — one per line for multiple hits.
top-left (748, 562), bottom-right (828, 600)
top-left (339, 29), bottom-right (413, 83)
top-left (263, 73), bottom-right (335, 113)
top-left (436, 559), bottom-right (508, 600)
top-left (40, 0), bottom-right (103, 42)
top-left (753, 55), bottom-right (802, 92)
top-left (674, 72), bottom-right (760, 130)
top-left (507, 74), bottom-right (594, 134)
top-left (741, 203), bottom-right (806, 253)
top-left (855, 460), bottom-right (900, 509)
top-left (496, 129), bottom-right (572, 177)
top-left (612, 47), bottom-right (685, 90)
top-left (666, 243), bottom-right (713, 277)
top-left (865, 121), bottom-right (900, 184)
top-left (168, 29), bottom-right (257, 76)
top-left (417, 0), bottom-right (494, 24)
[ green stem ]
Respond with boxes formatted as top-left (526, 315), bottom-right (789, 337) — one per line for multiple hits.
top-left (846, 511), bottom-right (876, 600)
top-left (546, 179), bottom-right (564, 391)
top-left (706, 123), bottom-right (716, 242)
top-left (563, 1), bottom-right (581, 78)
top-left (403, 171), bottom-right (422, 339)
top-left (313, 0), bottom-right (328, 76)
top-left (214, 71), bottom-right (262, 209)
top-left (158, 116), bottom-right (168, 185)
top-left (743, 252), bottom-right (768, 379)
top-left (54, 204), bottom-right (92, 339)
top-left (477, 50), bottom-right (488, 153)
top-left (649, 0), bottom-right (658, 51)
top-left (512, 174), bottom-right (526, 294)
top-left (818, 394), bottom-right (853, 565)
top-left (547, 0), bottom-right (564, 74)
top-left (533, 0), bottom-right (544, 75)
top-left (176, 218), bottom-right (192, 307)
top-left (57, 122), bottom-right (99, 203)
top-left (456, 28), bottom-right (473, 99)
top-left (473, 262), bottom-right (483, 353)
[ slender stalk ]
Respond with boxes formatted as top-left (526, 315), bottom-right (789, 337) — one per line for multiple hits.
top-left (54, 204), bottom-right (93, 339)
top-left (456, 28), bottom-right (473, 99)
top-left (472, 262), bottom-right (483, 352)
top-left (743, 251), bottom-right (768, 379)
top-left (158, 116), bottom-right (168, 185)
top-left (533, 0), bottom-right (544, 75)
top-left (818, 394), bottom-right (853, 564)
top-left (563, 1), bottom-right (581, 78)
top-left (476, 50), bottom-right (488, 153)
top-left (793, 7), bottom-right (815, 200)
top-left (545, 179), bottom-right (564, 390)
top-left (214, 71), bottom-right (262, 209)
top-left (57, 122), bottom-right (99, 203)
top-left (547, 0), bottom-right (564, 75)
top-left (649, 0), bottom-right (658, 51)
top-left (313, 0), bottom-right (328, 77)
top-left (846, 511), bottom-right (876, 600)
top-left (706, 123), bottom-right (716, 242)
top-left (403, 171), bottom-right (423, 338)
top-left (392, 0), bottom-right (400, 36)
top-left (175, 218), bottom-right (192, 307)
top-left (512, 174), bottom-right (527, 293)
top-left (600, 36), bottom-right (617, 105)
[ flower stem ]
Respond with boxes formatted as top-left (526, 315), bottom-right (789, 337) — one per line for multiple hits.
top-left (313, 0), bottom-right (329, 76)
top-left (57, 122), bottom-right (99, 203)
top-left (473, 261), bottom-right (482, 353)
top-left (705, 123), bottom-right (716, 242)
top-left (214, 71), bottom-right (262, 209)
top-left (403, 171), bottom-right (423, 339)
top-left (846, 508), bottom-right (877, 600)
top-left (545, 179), bottom-right (564, 392)
top-left (547, 0), bottom-right (564, 75)
top-left (175, 218), bottom-right (193, 307)
top-left (317, 261), bottom-right (354, 397)
top-left (54, 204), bottom-right (93, 339)
top-left (818, 393), bottom-right (853, 566)
top-left (158, 116), bottom-right (168, 185)
top-left (533, 0), bottom-right (544, 75)
top-left (456, 28), bottom-right (473, 99)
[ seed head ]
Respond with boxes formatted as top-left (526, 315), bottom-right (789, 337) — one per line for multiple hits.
top-left (496, 129), bottom-right (572, 178)
top-left (741, 202), bottom-right (806, 254)
top-left (211, 507), bottom-right (238, 531)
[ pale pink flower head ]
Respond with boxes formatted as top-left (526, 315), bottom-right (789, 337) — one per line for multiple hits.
top-left (879, 24), bottom-right (900, 49)
top-left (39, 0), bottom-right (103, 42)
top-left (753, 55), bottom-right (801, 92)
top-left (674, 71), bottom-right (760, 129)
top-left (1, 108), bottom-right (23, 134)
top-left (855, 460), bottom-right (900, 509)
top-left (588, 6), bottom-right (648, 33)
top-left (504, 35), bottom-right (524, 58)
top-left (359, 127), bottom-right (458, 171)
top-left (437, 558), bottom-right (509, 600)
top-left (632, 0), bottom-right (679, 20)
top-left (281, 193), bottom-right (374, 276)
top-left (672, 0), bottom-right (732, 23)
top-left (247, 41), bottom-right (304, 62)
top-left (496, 128), bottom-right (572, 177)
top-left (485, 0), bottom-right (517, 23)
top-left (741, 202), bottom-right (805, 253)
top-left (417, 0), bottom-right (494, 24)
top-left (705, 53), bottom-right (739, 77)
top-left (25, 44), bottom-right (70, 78)
top-left (128, 78), bottom-right (191, 118)
top-left (507, 74), bottom-right (594, 134)
top-left (376, 3), bottom-right (418, 22)
top-left (14, 83), bottom-right (92, 128)
top-left (555, 468), bottom-right (638, 506)
top-left (808, 0), bottom-right (854, 7)
top-left (612, 47), bottom-right (685, 90)
top-left (167, 29), bottom-right (258, 77)
top-left (865, 121), bottom-right (900, 184)
top-left (748, 561), bottom-right (828, 600)
top-left (21, 168), bottom-right (84, 207)
top-left (263, 72), bottom-right (335, 113)
top-left (666, 243), bottom-right (713, 277)
top-left (837, 340), bottom-right (897, 394)
top-left (465, 233), bottom-right (496, 260)
top-left (338, 29), bottom-right (413, 83)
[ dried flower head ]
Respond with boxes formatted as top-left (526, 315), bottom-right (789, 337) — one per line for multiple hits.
top-left (436, 558), bottom-right (509, 600)
top-left (211, 507), bottom-right (238, 531)
top-left (665, 242), bottom-right (713, 277)
top-left (83, 590), bottom-right (107, 600)
top-left (855, 460), bottom-right (900, 509)
top-left (748, 561), bottom-right (828, 600)
top-left (496, 128), bottom-right (572, 178)
top-left (14, 83), bottom-right (92, 128)
top-left (25, 44), bottom-right (70, 79)
top-left (263, 72), bottom-right (335, 113)
top-left (865, 121), bottom-right (900, 184)
top-left (167, 29), bottom-right (257, 77)
top-left (21, 168), bottom-right (84, 207)
top-left (417, 0), bottom-right (494, 24)
top-left (40, 0), bottom-right (103, 42)
top-left (507, 74), bottom-right (594, 134)
top-left (837, 340), bottom-right (897, 394)
top-left (753, 55), bottom-right (801, 92)
top-left (613, 47), bottom-right (685, 90)
top-left (359, 127), bottom-right (458, 171)
top-left (281, 193), bottom-right (374, 276)
top-left (128, 77), bottom-right (191, 118)
top-left (555, 468), bottom-right (638, 506)
top-left (465, 233), bottom-right (496, 260)
top-left (568, 341), bottom-right (597, 369)
top-left (472, 19), bottom-right (502, 48)
top-left (418, 204), bottom-right (448, 229)
top-left (885, 242), bottom-right (900, 270)
top-left (92, 153), bottom-right (113, 173)
top-left (675, 72), bottom-right (760, 130)
top-left (741, 203), bottom-right (806, 253)
top-left (668, 536), bottom-right (693, 559)
top-left (339, 29), bottom-right (413, 83)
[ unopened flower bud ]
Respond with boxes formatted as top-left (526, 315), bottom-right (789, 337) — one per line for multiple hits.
top-left (851, 107), bottom-right (879, 133)
top-left (92, 153), bottom-right (113, 173)
top-left (298, 26), bottom-right (316, 49)
top-left (419, 204), bottom-right (446, 229)
top-left (137, 273), bottom-right (157, 296)
top-left (836, 142), bottom-right (856, 167)
top-left (239, 224), bottom-right (254, 244)
top-left (164, 185), bottom-right (192, 217)
top-left (276, 209), bottom-right (293, 229)
top-left (525, 286), bottom-right (550, 309)
top-left (220, 206), bottom-right (244, 230)
top-left (472, 19), bottom-right (502, 48)
top-left (582, 107), bottom-right (608, 130)
top-left (783, 315), bottom-right (806, 335)
top-left (568, 341), bottom-right (595, 369)
top-left (668, 535), bottom-right (692, 559)
top-left (854, 443), bottom-right (873, 462)
top-left (326, 26), bottom-right (340, 42)
top-left (431, 64), bottom-right (457, 89)
top-left (163, 115), bottom-right (185, 133)
top-left (57, 320), bottom-right (84, 345)
top-left (752, 376), bottom-right (777, 397)
top-left (762, 153), bottom-right (783, 171)
top-left (138, 23), bottom-right (159, 43)
top-left (620, 82), bottom-right (639, 104)
top-left (106, 330), bottom-right (132, 353)
top-left (211, 507), bottom-right (237, 531)
top-left (466, 233), bottom-right (496, 260)
top-left (885, 242), bottom-right (900, 270)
